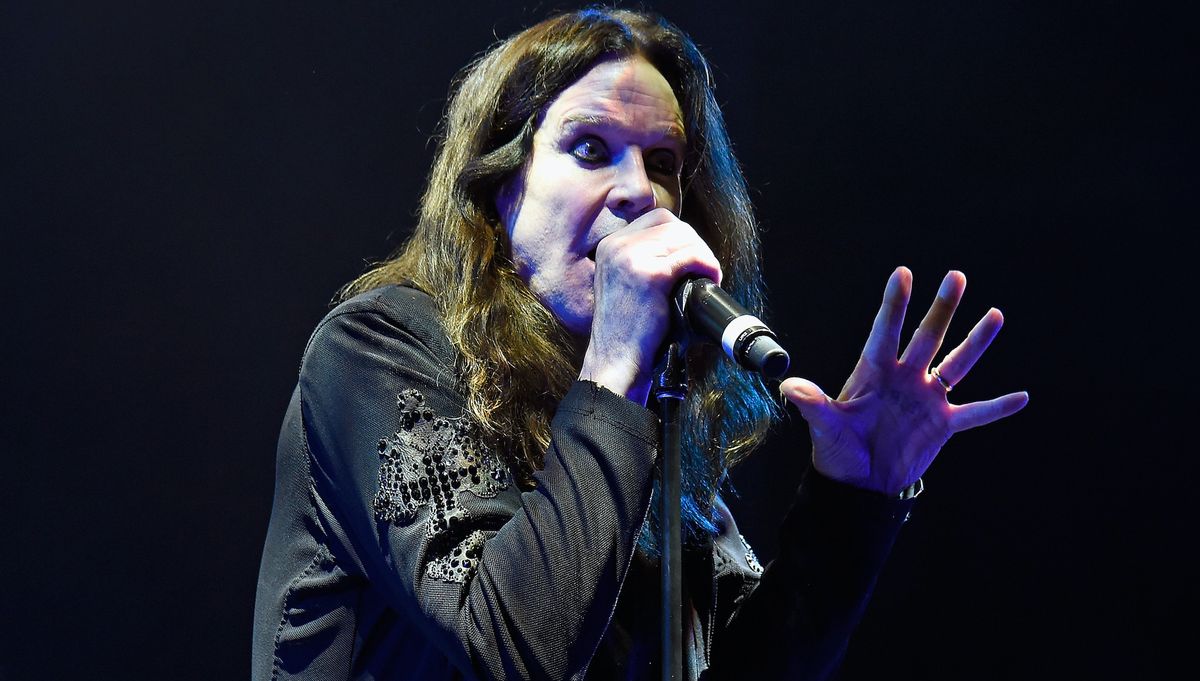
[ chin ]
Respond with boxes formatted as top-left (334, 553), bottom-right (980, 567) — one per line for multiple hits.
top-left (539, 283), bottom-right (594, 338)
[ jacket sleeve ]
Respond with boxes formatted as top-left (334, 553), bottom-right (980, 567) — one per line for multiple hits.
top-left (705, 470), bottom-right (914, 680)
top-left (297, 297), bottom-right (660, 680)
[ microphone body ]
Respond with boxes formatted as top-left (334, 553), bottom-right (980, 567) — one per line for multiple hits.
top-left (672, 278), bottom-right (790, 378)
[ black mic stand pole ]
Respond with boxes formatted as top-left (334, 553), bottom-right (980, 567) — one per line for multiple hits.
top-left (654, 280), bottom-right (790, 680)
top-left (653, 339), bottom-right (687, 681)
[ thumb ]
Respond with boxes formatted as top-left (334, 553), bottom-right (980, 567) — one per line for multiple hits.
top-left (780, 377), bottom-right (837, 435)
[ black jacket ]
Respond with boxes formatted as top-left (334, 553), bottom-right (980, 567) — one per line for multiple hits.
top-left (253, 285), bottom-right (914, 680)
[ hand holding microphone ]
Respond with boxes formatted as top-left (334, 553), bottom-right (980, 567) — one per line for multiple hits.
top-left (579, 209), bottom-right (725, 404)
top-left (580, 209), bottom-right (789, 406)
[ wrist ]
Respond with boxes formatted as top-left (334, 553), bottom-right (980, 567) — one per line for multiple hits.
top-left (579, 349), bottom-right (651, 406)
top-left (810, 459), bottom-right (924, 499)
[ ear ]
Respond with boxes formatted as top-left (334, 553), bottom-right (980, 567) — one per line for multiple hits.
top-left (493, 166), bottom-right (529, 237)
top-left (493, 175), bottom-right (515, 226)
top-left (492, 113), bottom-right (540, 233)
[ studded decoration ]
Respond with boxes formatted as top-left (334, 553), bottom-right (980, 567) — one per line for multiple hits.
top-left (372, 389), bottom-right (510, 544)
top-left (426, 530), bottom-right (490, 584)
top-left (739, 534), bottom-right (764, 574)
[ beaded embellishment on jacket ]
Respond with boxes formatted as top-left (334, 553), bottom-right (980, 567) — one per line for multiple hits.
top-left (739, 534), bottom-right (764, 574)
top-left (373, 389), bottom-right (510, 582)
top-left (426, 530), bottom-right (489, 583)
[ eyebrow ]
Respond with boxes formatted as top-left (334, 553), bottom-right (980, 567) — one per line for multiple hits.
top-left (557, 113), bottom-right (687, 146)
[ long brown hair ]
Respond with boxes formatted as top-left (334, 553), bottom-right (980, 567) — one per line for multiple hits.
top-left (342, 8), bottom-right (779, 553)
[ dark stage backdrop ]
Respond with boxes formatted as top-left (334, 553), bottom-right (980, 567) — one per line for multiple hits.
top-left (2, 1), bottom-right (1191, 679)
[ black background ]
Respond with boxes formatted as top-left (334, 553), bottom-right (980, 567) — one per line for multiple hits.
top-left (2, 1), bottom-right (1192, 679)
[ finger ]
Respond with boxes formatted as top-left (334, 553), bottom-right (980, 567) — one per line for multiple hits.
top-left (596, 209), bottom-right (690, 259)
top-left (625, 206), bottom-right (682, 232)
top-left (936, 308), bottom-right (1003, 386)
top-left (601, 218), bottom-right (722, 285)
top-left (665, 242), bottom-right (723, 285)
top-left (861, 267), bottom-right (912, 365)
top-left (948, 391), bottom-right (1029, 432)
top-left (900, 270), bottom-right (965, 370)
top-left (779, 377), bottom-right (838, 437)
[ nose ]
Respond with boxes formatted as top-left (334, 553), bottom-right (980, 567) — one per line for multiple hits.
top-left (606, 149), bottom-right (657, 222)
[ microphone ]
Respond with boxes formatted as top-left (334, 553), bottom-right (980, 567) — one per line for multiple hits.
top-left (672, 278), bottom-right (790, 378)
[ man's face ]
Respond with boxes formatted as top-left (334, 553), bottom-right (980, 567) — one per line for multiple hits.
top-left (496, 55), bottom-right (686, 336)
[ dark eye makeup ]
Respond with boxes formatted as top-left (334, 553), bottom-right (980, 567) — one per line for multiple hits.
top-left (570, 137), bottom-right (609, 164)
top-left (647, 149), bottom-right (678, 175)
top-left (569, 136), bottom-right (679, 176)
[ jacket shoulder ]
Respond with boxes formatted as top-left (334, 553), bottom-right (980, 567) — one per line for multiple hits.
top-left (305, 284), bottom-right (456, 370)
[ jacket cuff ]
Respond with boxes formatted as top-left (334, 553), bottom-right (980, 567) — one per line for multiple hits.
top-left (779, 467), bottom-right (915, 575)
top-left (796, 468), bottom-right (918, 523)
top-left (557, 380), bottom-right (661, 447)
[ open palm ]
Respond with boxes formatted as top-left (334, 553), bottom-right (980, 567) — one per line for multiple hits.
top-left (782, 268), bottom-right (1028, 496)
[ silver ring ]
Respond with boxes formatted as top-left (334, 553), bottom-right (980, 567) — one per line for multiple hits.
top-left (931, 366), bottom-right (954, 392)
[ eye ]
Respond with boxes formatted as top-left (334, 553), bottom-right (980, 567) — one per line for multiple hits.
top-left (647, 149), bottom-right (679, 175)
top-left (570, 136), bottom-right (609, 164)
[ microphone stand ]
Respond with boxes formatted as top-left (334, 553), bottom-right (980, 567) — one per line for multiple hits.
top-left (653, 339), bottom-right (687, 681)
top-left (653, 280), bottom-right (789, 680)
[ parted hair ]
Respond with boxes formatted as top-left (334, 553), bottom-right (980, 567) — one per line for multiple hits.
top-left (342, 7), bottom-right (779, 553)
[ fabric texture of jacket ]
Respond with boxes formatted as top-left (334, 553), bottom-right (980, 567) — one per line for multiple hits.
top-left (253, 284), bottom-right (915, 680)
